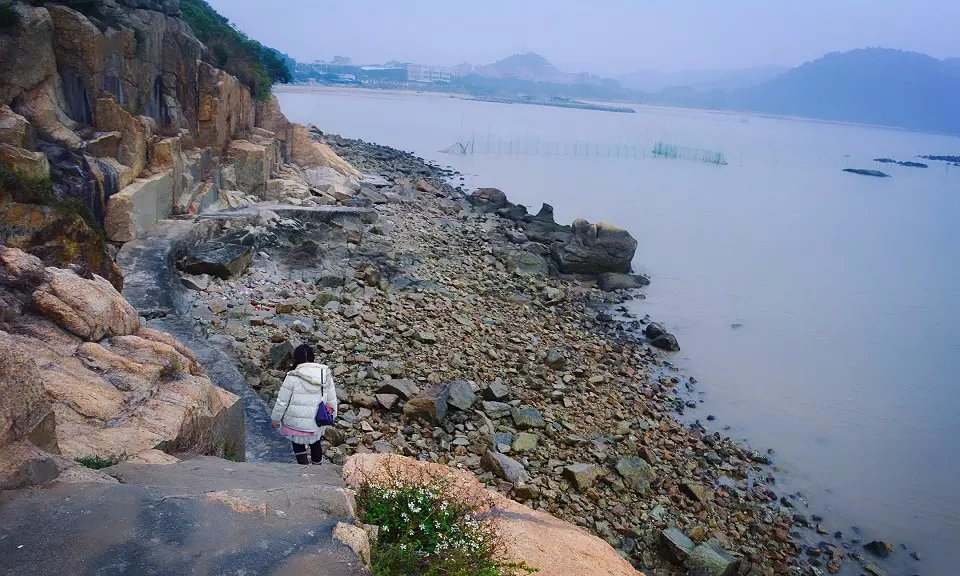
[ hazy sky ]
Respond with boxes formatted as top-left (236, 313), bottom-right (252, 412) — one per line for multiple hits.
top-left (206, 0), bottom-right (959, 75)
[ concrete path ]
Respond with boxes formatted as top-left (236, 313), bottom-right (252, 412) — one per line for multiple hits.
top-left (116, 219), bottom-right (291, 463)
top-left (0, 457), bottom-right (367, 576)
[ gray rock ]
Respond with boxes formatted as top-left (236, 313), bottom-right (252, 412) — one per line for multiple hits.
top-left (511, 432), bottom-right (539, 453)
top-left (563, 463), bottom-right (602, 491)
top-left (402, 385), bottom-right (449, 424)
top-left (375, 379), bottom-right (419, 400)
top-left (545, 348), bottom-right (567, 369)
top-left (515, 251), bottom-right (549, 276)
top-left (481, 450), bottom-right (530, 484)
top-left (375, 394), bottom-right (399, 411)
top-left (651, 333), bottom-right (680, 352)
top-left (179, 242), bottom-right (254, 279)
top-left (413, 331), bottom-right (438, 344)
top-left (659, 528), bottom-right (695, 564)
top-left (614, 457), bottom-right (656, 494)
top-left (446, 380), bottom-right (476, 411)
top-left (180, 274), bottom-right (211, 291)
top-left (482, 380), bottom-right (510, 401)
top-left (681, 481), bottom-right (713, 503)
top-left (268, 341), bottom-right (293, 369)
top-left (598, 273), bottom-right (650, 291)
top-left (505, 230), bottom-right (528, 244)
top-left (684, 543), bottom-right (739, 576)
top-left (644, 323), bottom-right (668, 339)
top-left (482, 401), bottom-right (512, 419)
top-left (511, 406), bottom-right (546, 429)
top-left (360, 174), bottom-right (391, 188)
top-left (864, 540), bottom-right (895, 558)
top-left (468, 188), bottom-right (508, 212)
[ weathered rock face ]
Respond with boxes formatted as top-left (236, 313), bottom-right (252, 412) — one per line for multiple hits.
top-left (552, 218), bottom-right (638, 274)
top-left (344, 454), bottom-right (642, 576)
top-left (0, 247), bottom-right (244, 488)
top-left (256, 95), bottom-right (292, 161)
top-left (228, 139), bottom-right (270, 195)
top-left (291, 124), bottom-right (361, 178)
top-left (103, 171), bottom-right (173, 242)
top-left (468, 187), bottom-right (508, 212)
top-left (0, 196), bottom-right (124, 289)
top-left (198, 62), bottom-right (255, 151)
top-left (0, 105), bottom-right (35, 149)
top-left (0, 4), bottom-right (57, 107)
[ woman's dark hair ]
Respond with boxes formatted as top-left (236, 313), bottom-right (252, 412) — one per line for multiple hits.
top-left (293, 344), bottom-right (315, 366)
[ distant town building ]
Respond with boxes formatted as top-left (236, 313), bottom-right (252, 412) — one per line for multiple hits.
top-left (360, 66), bottom-right (407, 83)
top-left (406, 64), bottom-right (452, 84)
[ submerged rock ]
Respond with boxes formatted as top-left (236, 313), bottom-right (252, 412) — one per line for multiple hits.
top-left (598, 272), bottom-right (650, 291)
top-left (842, 168), bottom-right (890, 178)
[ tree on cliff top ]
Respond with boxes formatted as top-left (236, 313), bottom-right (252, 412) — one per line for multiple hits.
top-left (179, 0), bottom-right (292, 100)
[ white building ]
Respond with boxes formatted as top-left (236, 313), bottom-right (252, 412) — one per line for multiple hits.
top-left (406, 64), bottom-right (452, 84)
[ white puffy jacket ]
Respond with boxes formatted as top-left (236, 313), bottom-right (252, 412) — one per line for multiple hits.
top-left (270, 363), bottom-right (338, 432)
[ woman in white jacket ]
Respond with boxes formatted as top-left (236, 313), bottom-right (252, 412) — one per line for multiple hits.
top-left (270, 344), bottom-right (338, 465)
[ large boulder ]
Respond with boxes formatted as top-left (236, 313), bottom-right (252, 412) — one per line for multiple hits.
top-left (402, 384), bottom-right (449, 424)
top-left (290, 124), bottom-right (360, 177)
top-left (551, 218), bottom-right (637, 274)
top-left (179, 241), bottom-right (254, 279)
top-left (563, 463), bottom-right (603, 491)
top-left (684, 542), bottom-right (739, 576)
top-left (615, 457), bottom-right (656, 494)
top-left (468, 187), bottom-right (508, 212)
top-left (228, 139), bottom-right (270, 196)
top-left (103, 171), bottom-right (174, 242)
top-left (344, 454), bottom-right (641, 576)
top-left (31, 265), bottom-right (140, 341)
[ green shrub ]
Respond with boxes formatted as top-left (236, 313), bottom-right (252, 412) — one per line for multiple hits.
top-left (355, 474), bottom-right (536, 576)
top-left (0, 1), bottom-right (18, 30)
top-left (75, 455), bottom-right (119, 470)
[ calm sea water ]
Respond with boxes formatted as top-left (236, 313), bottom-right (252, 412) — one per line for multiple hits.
top-left (278, 87), bottom-right (960, 574)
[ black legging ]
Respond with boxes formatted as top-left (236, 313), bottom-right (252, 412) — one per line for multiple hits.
top-left (291, 440), bottom-right (323, 465)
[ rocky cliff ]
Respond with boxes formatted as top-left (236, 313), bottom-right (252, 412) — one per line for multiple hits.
top-left (0, 0), bottom-right (356, 288)
top-left (0, 246), bottom-right (244, 489)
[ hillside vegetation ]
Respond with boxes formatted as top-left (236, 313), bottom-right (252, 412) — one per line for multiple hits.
top-left (180, 0), bottom-right (291, 99)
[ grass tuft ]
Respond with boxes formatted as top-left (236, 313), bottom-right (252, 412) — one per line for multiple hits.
top-left (75, 455), bottom-right (120, 470)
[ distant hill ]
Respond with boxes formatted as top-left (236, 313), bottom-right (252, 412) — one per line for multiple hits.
top-left (476, 53), bottom-right (565, 82)
top-left (729, 48), bottom-right (960, 134)
top-left (618, 65), bottom-right (788, 93)
top-left (476, 53), bottom-right (605, 85)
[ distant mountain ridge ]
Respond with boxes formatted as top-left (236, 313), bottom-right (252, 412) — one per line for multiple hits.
top-left (729, 48), bottom-right (960, 134)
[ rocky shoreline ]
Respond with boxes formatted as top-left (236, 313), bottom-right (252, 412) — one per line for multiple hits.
top-left (173, 128), bottom-right (829, 576)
